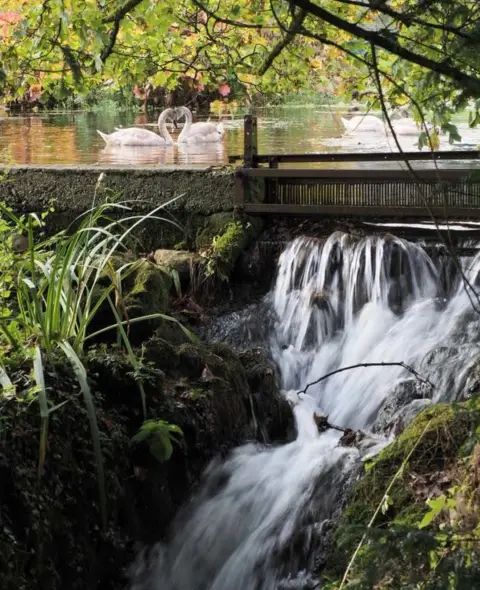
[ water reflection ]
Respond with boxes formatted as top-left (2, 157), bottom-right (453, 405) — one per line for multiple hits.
top-left (97, 141), bottom-right (225, 166)
top-left (98, 145), bottom-right (175, 166)
top-left (1, 106), bottom-right (480, 168)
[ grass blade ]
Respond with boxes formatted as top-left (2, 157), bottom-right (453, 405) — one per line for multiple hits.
top-left (0, 363), bottom-right (13, 393)
top-left (59, 341), bottom-right (107, 530)
top-left (33, 346), bottom-right (49, 480)
top-left (84, 313), bottom-right (199, 344)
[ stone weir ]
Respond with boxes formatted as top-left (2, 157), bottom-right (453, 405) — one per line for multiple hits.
top-left (0, 164), bottom-right (236, 249)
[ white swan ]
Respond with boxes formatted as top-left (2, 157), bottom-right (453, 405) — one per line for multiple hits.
top-left (390, 117), bottom-right (423, 136)
top-left (174, 106), bottom-right (224, 144)
top-left (341, 115), bottom-right (385, 134)
top-left (97, 107), bottom-right (175, 146)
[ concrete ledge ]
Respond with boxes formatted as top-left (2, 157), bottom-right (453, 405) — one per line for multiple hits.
top-left (0, 165), bottom-right (236, 216)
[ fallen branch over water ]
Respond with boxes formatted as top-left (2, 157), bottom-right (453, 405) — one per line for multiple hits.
top-left (297, 361), bottom-right (435, 397)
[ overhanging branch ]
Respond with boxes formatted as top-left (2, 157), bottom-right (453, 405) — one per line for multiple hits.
top-left (102, 0), bottom-right (146, 24)
top-left (258, 7), bottom-right (306, 75)
top-left (291, 0), bottom-right (480, 95)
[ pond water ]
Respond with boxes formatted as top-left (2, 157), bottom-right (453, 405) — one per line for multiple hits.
top-left (1, 105), bottom-right (480, 168)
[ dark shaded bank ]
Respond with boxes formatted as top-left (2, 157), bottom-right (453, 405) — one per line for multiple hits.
top-left (0, 336), bottom-right (293, 590)
top-left (0, 236), bottom-right (292, 590)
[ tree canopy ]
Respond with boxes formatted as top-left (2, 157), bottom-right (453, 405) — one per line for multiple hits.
top-left (1, 0), bottom-right (480, 126)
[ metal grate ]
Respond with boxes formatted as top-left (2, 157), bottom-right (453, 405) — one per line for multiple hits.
top-left (266, 178), bottom-right (480, 209)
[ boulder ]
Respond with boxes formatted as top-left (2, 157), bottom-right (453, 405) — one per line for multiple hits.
top-left (195, 213), bottom-right (263, 279)
top-left (153, 249), bottom-right (201, 284)
top-left (373, 378), bottom-right (433, 436)
top-left (88, 258), bottom-right (172, 344)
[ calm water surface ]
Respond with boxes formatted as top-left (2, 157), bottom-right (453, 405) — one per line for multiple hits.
top-left (1, 106), bottom-right (479, 168)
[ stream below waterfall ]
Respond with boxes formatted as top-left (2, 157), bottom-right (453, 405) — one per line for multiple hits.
top-left (130, 232), bottom-right (480, 590)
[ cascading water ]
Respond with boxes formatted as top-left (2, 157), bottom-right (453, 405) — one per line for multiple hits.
top-left (131, 232), bottom-right (480, 590)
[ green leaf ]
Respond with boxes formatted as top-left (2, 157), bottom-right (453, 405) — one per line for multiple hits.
top-left (33, 346), bottom-right (49, 480)
top-left (59, 341), bottom-right (107, 530)
top-left (418, 495), bottom-right (447, 529)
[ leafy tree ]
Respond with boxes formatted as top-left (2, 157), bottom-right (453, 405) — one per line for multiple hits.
top-left (0, 0), bottom-right (347, 104)
top-left (1, 0), bottom-right (479, 126)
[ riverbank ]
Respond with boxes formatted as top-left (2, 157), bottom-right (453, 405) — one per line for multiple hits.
top-left (0, 200), bottom-right (293, 590)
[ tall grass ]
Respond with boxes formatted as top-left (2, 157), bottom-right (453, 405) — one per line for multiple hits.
top-left (0, 195), bottom-right (186, 528)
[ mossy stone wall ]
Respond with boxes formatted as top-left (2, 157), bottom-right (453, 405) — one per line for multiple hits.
top-left (0, 166), bottom-right (237, 249)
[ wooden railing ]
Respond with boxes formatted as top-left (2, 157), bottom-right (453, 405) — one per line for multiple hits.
top-left (230, 115), bottom-right (480, 219)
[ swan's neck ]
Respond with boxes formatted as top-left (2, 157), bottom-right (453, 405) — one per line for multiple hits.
top-left (158, 110), bottom-right (174, 145)
top-left (177, 108), bottom-right (193, 142)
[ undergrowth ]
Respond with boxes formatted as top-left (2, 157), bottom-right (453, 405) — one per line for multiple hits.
top-left (0, 192), bottom-right (186, 528)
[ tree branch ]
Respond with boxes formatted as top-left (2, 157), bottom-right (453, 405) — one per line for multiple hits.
top-left (102, 0), bottom-right (146, 24)
top-left (330, 0), bottom-right (477, 41)
top-left (191, 0), bottom-right (267, 29)
top-left (258, 7), bottom-right (306, 75)
top-left (291, 0), bottom-right (480, 95)
top-left (297, 362), bottom-right (435, 397)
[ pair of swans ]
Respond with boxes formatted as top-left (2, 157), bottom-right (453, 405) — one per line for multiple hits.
top-left (97, 106), bottom-right (224, 147)
top-left (341, 114), bottom-right (424, 136)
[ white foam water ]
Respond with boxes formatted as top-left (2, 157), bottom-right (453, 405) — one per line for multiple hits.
top-left (131, 233), bottom-right (480, 590)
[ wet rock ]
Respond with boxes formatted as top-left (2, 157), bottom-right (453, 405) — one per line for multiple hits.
top-left (198, 300), bottom-right (276, 351)
top-left (373, 378), bottom-right (433, 436)
top-left (239, 348), bottom-right (293, 441)
top-left (420, 346), bottom-right (459, 373)
top-left (338, 429), bottom-right (386, 458)
top-left (89, 258), bottom-right (172, 344)
top-left (278, 573), bottom-right (321, 589)
top-left (338, 428), bottom-right (356, 446)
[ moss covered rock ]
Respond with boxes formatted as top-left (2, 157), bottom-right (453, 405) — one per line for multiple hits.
top-left (195, 214), bottom-right (263, 280)
top-left (328, 399), bottom-right (480, 580)
top-left (124, 260), bottom-right (171, 319)
top-left (153, 249), bottom-right (201, 284)
top-left (90, 258), bottom-right (173, 345)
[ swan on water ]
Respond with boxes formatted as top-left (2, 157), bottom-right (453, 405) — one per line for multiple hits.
top-left (341, 114), bottom-right (385, 134)
top-left (174, 106), bottom-right (224, 144)
top-left (97, 107), bottom-right (176, 146)
top-left (390, 117), bottom-right (425, 136)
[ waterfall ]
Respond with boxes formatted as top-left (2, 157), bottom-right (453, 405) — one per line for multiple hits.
top-left (131, 233), bottom-right (480, 590)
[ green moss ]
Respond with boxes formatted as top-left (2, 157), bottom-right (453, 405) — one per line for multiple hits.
top-left (195, 214), bottom-right (263, 281)
top-left (112, 260), bottom-right (172, 343)
top-left (333, 399), bottom-right (480, 568)
top-left (124, 260), bottom-right (172, 318)
top-left (196, 212), bottom-right (235, 250)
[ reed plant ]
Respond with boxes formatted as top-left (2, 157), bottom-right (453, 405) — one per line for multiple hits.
top-left (0, 194), bottom-right (186, 528)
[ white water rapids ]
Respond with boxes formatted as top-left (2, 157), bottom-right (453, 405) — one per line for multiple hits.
top-left (131, 232), bottom-right (480, 590)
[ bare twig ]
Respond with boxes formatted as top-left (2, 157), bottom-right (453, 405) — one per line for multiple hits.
top-left (297, 361), bottom-right (435, 397)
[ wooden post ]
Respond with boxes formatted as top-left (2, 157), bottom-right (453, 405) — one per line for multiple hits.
top-left (235, 168), bottom-right (245, 207)
top-left (268, 156), bottom-right (279, 169)
top-left (243, 114), bottom-right (258, 168)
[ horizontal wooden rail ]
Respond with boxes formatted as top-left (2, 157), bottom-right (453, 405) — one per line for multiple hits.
top-left (242, 204), bottom-right (480, 218)
top-left (236, 168), bottom-right (479, 180)
top-left (229, 150), bottom-right (480, 165)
